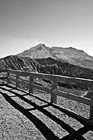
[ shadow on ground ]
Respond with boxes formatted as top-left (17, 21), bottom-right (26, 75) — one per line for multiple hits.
top-left (0, 84), bottom-right (93, 140)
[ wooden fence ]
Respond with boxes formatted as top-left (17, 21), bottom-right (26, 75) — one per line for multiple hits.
top-left (0, 69), bottom-right (93, 123)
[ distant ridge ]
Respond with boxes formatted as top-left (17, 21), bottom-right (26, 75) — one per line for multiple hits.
top-left (18, 43), bottom-right (93, 69)
top-left (0, 55), bottom-right (38, 72)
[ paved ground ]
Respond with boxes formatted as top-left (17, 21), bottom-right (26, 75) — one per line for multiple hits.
top-left (0, 85), bottom-right (93, 140)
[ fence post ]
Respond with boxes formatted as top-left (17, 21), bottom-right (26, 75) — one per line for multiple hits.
top-left (51, 78), bottom-right (57, 104)
top-left (7, 71), bottom-right (10, 84)
top-left (29, 75), bottom-right (33, 94)
top-left (16, 73), bottom-right (19, 88)
top-left (90, 85), bottom-right (93, 120)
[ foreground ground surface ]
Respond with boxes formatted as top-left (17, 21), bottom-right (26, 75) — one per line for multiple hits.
top-left (0, 85), bottom-right (93, 140)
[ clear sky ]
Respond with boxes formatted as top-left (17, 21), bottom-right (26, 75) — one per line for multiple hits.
top-left (0, 0), bottom-right (93, 58)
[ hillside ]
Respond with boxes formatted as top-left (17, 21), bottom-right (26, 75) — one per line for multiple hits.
top-left (35, 57), bottom-right (93, 80)
top-left (18, 43), bottom-right (93, 69)
top-left (0, 55), bottom-right (38, 72)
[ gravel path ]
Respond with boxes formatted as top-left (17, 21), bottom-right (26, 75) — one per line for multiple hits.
top-left (0, 85), bottom-right (93, 140)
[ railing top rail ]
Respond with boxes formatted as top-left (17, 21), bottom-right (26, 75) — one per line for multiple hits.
top-left (8, 69), bottom-right (93, 86)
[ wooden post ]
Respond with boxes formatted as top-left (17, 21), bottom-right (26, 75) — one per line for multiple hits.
top-left (16, 73), bottom-right (19, 88)
top-left (29, 75), bottom-right (33, 94)
top-left (90, 85), bottom-right (93, 120)
top-left (50, 78), bottom-right (57, 104)
top-left (7, 71), bottom-right (10, 85)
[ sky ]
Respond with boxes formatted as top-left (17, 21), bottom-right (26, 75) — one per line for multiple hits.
top-left (0, 0), bottom-right (93, 58)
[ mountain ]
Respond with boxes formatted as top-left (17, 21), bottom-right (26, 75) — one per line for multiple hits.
top-left (0, 44), bottom-right (93, 81)
top-left (18, 43), bottom-right (93, 69)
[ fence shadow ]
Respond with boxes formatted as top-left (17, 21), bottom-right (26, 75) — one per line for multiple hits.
top-left (0, 85), bottom-right (93, 140)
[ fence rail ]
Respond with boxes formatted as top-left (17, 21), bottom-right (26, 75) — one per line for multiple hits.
top-left (0, 69), bottom-right (93, 124)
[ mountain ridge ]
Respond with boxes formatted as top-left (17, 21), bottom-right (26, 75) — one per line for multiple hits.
top-left (18, 43), bottom-right (93, 69)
